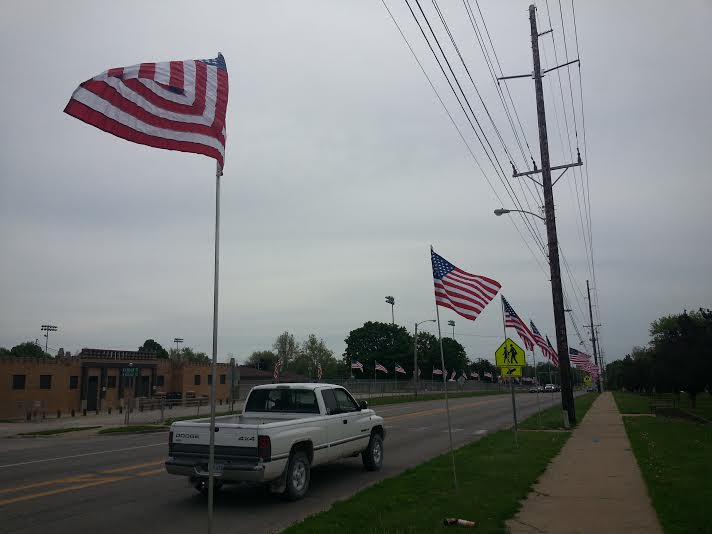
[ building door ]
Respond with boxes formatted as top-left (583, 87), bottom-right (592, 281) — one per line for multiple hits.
top-left (87, 376), bottom-right (98, 411)
top-left (140, 375), bottom-right (150, 397)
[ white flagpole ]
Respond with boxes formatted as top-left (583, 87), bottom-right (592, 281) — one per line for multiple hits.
top-left (207, 163), bottom-right (221, 533)
top-left (435, 303), bottom-right (458, 491)
top-left (501, 296), bottom-right (518, 448)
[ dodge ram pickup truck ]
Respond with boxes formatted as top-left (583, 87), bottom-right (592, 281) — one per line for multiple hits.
top-left (165, 383), bottom-right (385, 500)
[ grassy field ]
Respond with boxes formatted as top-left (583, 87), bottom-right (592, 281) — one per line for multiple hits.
top-left (98, 425), bottom-right (167, 434)
top-left (17, 425), bottom-right (101, 436)
top-left (284, 427), bottom-right (568, 534)
top-left (677, 394), bottom-right (712, 421)
top-left (624, 416), bottom-right (712, 534)
top-left (518, 392), bottom-right (598, 430)
top-left (612, 391), bottom-right (652, 414)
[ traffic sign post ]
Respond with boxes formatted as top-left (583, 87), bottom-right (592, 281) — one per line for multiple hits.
top-left (495, 337), bottom-right (527, 448)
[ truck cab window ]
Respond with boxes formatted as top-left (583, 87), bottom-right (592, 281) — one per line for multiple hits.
top-left (321, 389), bottom-right (339, 415)
top-left (333, 388), bottom-right (359, 413)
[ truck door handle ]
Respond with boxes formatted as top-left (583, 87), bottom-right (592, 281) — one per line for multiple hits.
top-left (343, 419), bottom-right (348, 424)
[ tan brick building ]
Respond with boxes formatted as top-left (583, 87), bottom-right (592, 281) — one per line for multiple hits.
top-left (0, 349), bottom-right (232, 420)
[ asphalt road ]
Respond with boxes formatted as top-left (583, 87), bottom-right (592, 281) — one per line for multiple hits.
top-left (0, 392), bottom-right (565, 533)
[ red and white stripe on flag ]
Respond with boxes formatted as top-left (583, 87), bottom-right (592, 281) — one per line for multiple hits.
top-left (375, 361), bottom-right (388, 374)
top-left (433, 368), bottom-right (443, 375)
top-left (64, 54), bottom-right (228, 168)
top-left (395, 364), bottom-right (406, 374)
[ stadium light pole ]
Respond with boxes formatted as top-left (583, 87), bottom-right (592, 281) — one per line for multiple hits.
top-left (447, 319), bottom-right (455, 339)
top-left (40, 325), bottom-right (57, 353)
top-left (385, 296), bottom-right (395, 324)
top-left (414, 319), bottom-right (436, 396)
top-left (173, 337), bottom-right (184, 352)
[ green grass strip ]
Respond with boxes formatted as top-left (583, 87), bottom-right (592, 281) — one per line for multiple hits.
top-left (519, 392), bottom-right (598, 430)
top-left (612, 392), bottom-right (652, 414)
top-left (17, 426), bottom-right (101, 436)
top-left (99, 425), bottom-right (167, 434)
top-left (624, 416), bottom-right (712, 534)
top-left (285, 427), bottom-right (568, 533)
top-left (366, 390), bottom-right (504, 407)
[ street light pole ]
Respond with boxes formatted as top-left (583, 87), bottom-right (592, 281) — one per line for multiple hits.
top-left (385, 296), bottom-right (395, 324)
top-left (414, 319), bottom-right (435, 397)
top-left (40, 325), bottom-right (57, 354)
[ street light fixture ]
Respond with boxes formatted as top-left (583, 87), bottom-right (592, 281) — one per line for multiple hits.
top-left (385, 296), bottom-right (395, 324)
top-left (494, 208), bottom-right (545, 221)
top-left (40, 325), bottom-right (57, 353)
top-left (447, 319), bottom-right (455, 339)
top-left (414, 319), bottom-right (436, 396)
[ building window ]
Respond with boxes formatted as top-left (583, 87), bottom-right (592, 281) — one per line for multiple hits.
top-left (69, 376), bottom-right (79, 389)
top-left (220, 374), bottom-right (226, 384)
top-left (156, 375), bottom-right (165, 387)
top-left (194, 374), bottom-right (201, 386)
top-left (39, 375), bottom-right (52, 390)
top-left (12, 375), bottom-right (26, 390)
top-left (208, 374), bottom-right (213, 385)
top-left (106, 376), bottom-right (116, 388)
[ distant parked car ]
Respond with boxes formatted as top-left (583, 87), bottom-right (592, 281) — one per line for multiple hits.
top-left (544, 384), bottom-right (556, 392)
top-left (529, 386), bottom-right (543, 393)
top-left (586, 386), bottom-right (595, 392)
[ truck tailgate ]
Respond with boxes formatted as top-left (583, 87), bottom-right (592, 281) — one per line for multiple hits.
top-left (170, 423), bottom-right (259, 461)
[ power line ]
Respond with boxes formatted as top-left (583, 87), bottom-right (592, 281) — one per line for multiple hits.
top-left (380, 0), bottom-right (549, 276)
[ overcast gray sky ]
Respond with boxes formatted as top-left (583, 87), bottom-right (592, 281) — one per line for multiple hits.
top-left (1, 0), bottom-right (710, 367)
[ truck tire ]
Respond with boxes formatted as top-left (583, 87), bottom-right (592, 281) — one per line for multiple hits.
top-left (362, 432), bottom-right (383, 471)
top-left (284, 451), bottom-right (310, 500)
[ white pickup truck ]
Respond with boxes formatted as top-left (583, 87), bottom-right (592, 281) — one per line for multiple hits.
top-left (165, 383), bottom-right (385, 500)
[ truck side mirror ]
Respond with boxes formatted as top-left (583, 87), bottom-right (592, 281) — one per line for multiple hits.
top-left (359, 400), bottom-right (368, 410)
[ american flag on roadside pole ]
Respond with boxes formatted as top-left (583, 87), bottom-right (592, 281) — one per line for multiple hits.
top-left (375, 361), bottom-right (388, 374)
top-left (546, 336), bottom-right (559, 366)
top-left (484, 371), bottom-right (493, 380)
top-left (395, 364), bottom-right (406, 374)
top-left (431, 248), bottom-right (501, 492)
top-left (502, 296), bottom-right (535, 351)
top-left (273, 358), bottom-right (283, 382)
top-left (471, 371), bottom-right (480, 380)
top-left (64, 54), bottom-right (230, 529)
top-left (569, 348), bottom-right (599, 378)
top-left (449, 370), bottom-right (457, 381)
top-left (530, 320), bottom-right (558, 365)
top-left (351, 360), bottom-right (364, 372)
top-left (316, 362), bottom-right (323, 381)
top-left (433, 368), bottom-right (444, 375)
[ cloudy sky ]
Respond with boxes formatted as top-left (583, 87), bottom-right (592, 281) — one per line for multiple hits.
top-left (1, 0), bottom-right (710, 367)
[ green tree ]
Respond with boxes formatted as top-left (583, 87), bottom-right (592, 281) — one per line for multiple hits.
top-left (415, 332), bottom-right (468, 376)
top-left (169, 346), bottom-right (209, 363)
top-left (9, 342), bottom-right (50, 358)
top-left (343, 321), bottom-right (413, 378)
top-left (273, 332), bottom-right (298, 366)
top-left (246, 350), bottom-right (277, 370)
top-left (289, 334), bottom-right (337, 378)
top-left (138, 339), bottom-right (168, 359)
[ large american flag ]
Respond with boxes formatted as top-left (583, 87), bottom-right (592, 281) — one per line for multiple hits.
top-left (431, 249), bottom-right (501, 321)
top-left (530, 320), bottom-right (558, 364)
top-left (375, 361), bottom-right (388, 374)
top-left (64, 54), bottom-right (228, 168)
top-left (502, 296), bottom-right (535, 351)
top-left (351, 360), bottom-right (364, 372)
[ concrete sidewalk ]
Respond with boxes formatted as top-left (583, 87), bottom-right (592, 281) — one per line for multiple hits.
top-left (507, 392), bottom-right (662, 534)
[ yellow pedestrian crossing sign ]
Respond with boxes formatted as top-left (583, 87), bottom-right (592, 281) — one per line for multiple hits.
top-left (583, 375), bottom-right (592, 385)
top-left (495, 338), bottom-right (526, 367)
top-left (501, 366), bottom-right (522, 377)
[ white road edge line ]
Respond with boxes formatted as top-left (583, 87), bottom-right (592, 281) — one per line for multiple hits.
top-left (0, 443), bottom-right (165, 469)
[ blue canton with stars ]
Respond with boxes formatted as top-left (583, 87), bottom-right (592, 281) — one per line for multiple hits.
top-left (200, 53), bottom-right (227, 71)
top-left (431, 250), bottom-right (456, 279)
top-left (502, 296), bottom-right (520, 319)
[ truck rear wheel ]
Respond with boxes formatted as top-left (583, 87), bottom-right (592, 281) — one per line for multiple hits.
top-left (362, 432), bottom-right (383, 471)
top-left (284, 451), bottom-right (310, 500)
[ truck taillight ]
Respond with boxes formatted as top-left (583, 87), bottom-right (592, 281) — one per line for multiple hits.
top-left (258, 435), bottom-right (271, 461)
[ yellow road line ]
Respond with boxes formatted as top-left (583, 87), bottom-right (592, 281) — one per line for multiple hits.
top-left (135, 467), bottom-right (166, 477)
top-left (0, 476), bottom-right (128, 507)
top-left (385, 396), bottom-right (503, 424)
top-left (101, 460), bottom-right (163, 474)
top-left (0, 474), bottom-right (99, 495)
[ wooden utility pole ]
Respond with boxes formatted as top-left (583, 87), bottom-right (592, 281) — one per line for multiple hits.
top-left (528, 4), bottom-right (576, 424)
top-left (586, 280), bottom-right (602, 392)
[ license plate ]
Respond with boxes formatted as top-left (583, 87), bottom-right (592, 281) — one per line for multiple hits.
top-left (213, 463), bottom-right (224, 474)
